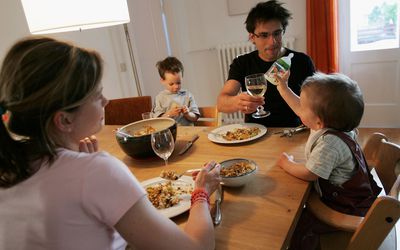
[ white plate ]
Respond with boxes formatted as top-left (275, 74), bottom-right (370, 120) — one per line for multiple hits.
top-left (208, 123), bottom-right (267, 144)
top-left (141, 176), bottom-right (194, 218)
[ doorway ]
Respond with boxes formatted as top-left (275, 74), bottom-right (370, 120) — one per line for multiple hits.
top-left (338, 0), bottom-right (400, 127)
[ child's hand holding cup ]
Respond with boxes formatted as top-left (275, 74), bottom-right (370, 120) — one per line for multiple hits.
top-left (181, 105), bottom-right (189, 114)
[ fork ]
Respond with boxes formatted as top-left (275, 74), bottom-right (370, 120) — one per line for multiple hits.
top-left (274, 124), bottom-right (308, 137)
top-left (161, 162), bottom-right (220, 180)
top-left (161, 168), bottom-right (202, 181)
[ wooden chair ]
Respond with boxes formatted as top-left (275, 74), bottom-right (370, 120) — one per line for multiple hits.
top-left (306, 133), bottom-right (400, 250)
top-left (104, 96), bottom-right (152, 125)
top-left (195, 106), bottom-right (220, 127)
top-left (363, 133), bottom-right (400, 194)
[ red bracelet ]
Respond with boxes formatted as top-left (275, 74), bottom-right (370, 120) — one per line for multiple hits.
top-left (190, 188), bottom-right (210, 209)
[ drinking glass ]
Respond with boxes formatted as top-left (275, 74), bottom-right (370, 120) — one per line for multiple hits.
top-left (245, 73), bottom-right (270, 118)
top-left (151, 129), bottom-right (175, 166)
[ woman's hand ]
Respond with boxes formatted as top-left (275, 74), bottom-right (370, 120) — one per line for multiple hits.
top-left (193, 161), bottom-right (221, 195)
top-left (79, 135), bottom-right (98, 153)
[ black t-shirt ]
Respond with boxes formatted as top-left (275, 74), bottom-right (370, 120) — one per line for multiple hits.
top-left (228, 49), bottom-right (315, 127)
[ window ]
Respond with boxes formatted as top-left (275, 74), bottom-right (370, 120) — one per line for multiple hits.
top-left (350, 0), bottom-right (399, 51)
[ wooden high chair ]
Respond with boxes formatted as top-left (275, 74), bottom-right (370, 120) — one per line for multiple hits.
top-left (306, 133), bottom-right (400, 250)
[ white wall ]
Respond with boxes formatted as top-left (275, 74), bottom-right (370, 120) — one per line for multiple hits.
top-left (0, 0), bottom-right (306, 107)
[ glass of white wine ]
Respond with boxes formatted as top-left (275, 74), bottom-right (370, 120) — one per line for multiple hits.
top-left (151, 129), bottom-right (175, 166)
top-left (245, 73), bottom-right (270, 118)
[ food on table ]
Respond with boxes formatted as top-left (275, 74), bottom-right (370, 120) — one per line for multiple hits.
top-left (146, 181), bottom-right (180, 209)
top-left (221, 161), bottom-right (255, 177)
top-left (160, 170), bottom-right (179, 180)
top-left (146, 181), bottom-right (193, 209)
top-left (222, 127), bottom-right (261, 141)
top-left (132, 125), bottom-right (156, 136)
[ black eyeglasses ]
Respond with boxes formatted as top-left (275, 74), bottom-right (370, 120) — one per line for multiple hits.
top-left (253, 29), bottom-right (284, 40)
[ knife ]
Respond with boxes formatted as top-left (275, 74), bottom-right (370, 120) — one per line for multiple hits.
top-left (213, 184), bottom-right (223, 225)
top-left (178, 134), bottom-right (199, 155)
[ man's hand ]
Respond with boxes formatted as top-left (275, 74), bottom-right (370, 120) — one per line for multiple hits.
top-left (236, 93), bottom-right (265, 114)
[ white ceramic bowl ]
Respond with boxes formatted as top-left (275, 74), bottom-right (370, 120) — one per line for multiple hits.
top-left (219, 158), bottom-right (258, 187)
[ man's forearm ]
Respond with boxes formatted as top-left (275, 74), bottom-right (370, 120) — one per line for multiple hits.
top-left (217, 94), bottom-right (239, 113)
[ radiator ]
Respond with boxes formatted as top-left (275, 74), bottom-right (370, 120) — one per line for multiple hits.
top-left (216, 37), bottom-right (295, 125)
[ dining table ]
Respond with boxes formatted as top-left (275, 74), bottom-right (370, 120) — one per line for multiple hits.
top-left (96, 125), bottom-right (400, 250)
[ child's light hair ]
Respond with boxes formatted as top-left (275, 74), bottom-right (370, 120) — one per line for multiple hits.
top-left (301, 72), bottom-right (364, 131)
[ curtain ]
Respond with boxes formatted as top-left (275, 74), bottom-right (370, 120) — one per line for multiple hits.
top-left (306, 0), bottom-right (338, 73)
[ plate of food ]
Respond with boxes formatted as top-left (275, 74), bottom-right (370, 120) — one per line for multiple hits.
top-left (207, 123), bottom-right (267, 144)
top-left (141, 176), bottom-right (194, 218)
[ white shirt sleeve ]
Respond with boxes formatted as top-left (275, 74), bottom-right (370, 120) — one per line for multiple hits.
top-left (81, 152), bottom-right (146, 226)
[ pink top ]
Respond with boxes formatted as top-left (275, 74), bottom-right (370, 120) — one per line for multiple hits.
top-left (0, 149), bottom-right (146, 250)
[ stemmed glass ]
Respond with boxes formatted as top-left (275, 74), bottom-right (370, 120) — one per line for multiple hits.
top-left (151, 129), bottom-right (175, 166)
top-left (245, 73), bottom-right (270, 118)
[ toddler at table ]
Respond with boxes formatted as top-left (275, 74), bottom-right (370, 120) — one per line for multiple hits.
top-left (153, 56), bottom-right (200, 126)
top-left (275, 72), bottom-right (381, 249)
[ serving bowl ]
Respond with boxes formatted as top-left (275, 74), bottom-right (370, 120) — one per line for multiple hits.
top-left (115, 117), bottom-right (177, 158)
top-left (219, 158), bottom-right (258, 187)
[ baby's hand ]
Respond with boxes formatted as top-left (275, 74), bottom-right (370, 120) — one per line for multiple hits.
top-left (276, 70), bottom-right (290, 88)
top-left (277, 152), bottom-right (294, 169)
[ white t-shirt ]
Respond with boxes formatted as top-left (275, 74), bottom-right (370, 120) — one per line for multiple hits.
top-left (0, 149), bottom-right (146, 250)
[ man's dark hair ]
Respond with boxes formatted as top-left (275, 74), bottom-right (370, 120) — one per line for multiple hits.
top-left (245, 0), bottom-right (292, 33)
top-left (156, 56), bottom-right (184, 80)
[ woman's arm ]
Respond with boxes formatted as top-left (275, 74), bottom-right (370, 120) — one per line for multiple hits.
top-left (115, 196), bottom-right (214, 250)
top-left (115, 162), bottom-right (220, 250)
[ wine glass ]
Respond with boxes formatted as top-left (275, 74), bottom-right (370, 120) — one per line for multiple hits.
top-left (245, 73), bottom-right (270, 118)
top-left (151, 129), bottom-right (175, 166)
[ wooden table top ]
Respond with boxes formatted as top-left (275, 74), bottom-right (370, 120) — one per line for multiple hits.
top-left (96, 125), bottom-right (400, 250)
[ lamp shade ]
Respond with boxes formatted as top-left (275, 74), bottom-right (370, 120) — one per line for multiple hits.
top-left (21, 0), bottom-right (130, 34)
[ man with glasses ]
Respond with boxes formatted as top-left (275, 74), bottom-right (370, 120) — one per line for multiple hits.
top-left (217, 0), bottom-right (315, 127)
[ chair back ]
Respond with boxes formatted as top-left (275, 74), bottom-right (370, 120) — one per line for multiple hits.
top-left (195, 106), bottom-right (220, 127)
top-left (104, 96), bottom-right (152, 125)
top-left (363, 132), bottom-right (387, 167)
top-left (347, 174), bottom-right (400, 250)
top-left (308, 176), bottom-right (400, 250)
top-left (363, 133), bottom-right (400, 194)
